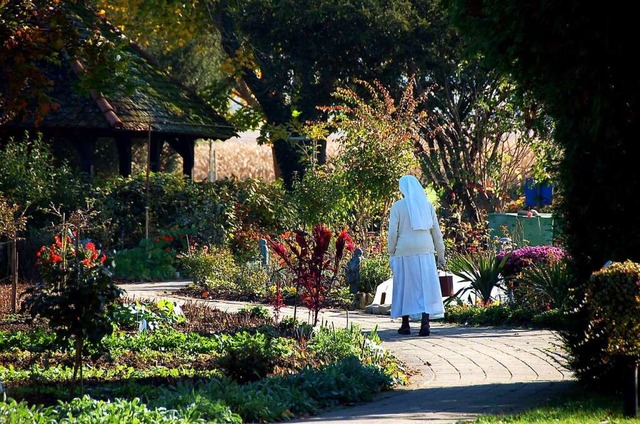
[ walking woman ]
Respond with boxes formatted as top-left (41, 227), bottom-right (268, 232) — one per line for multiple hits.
top-left (387, 175), bottom-right (446, 336)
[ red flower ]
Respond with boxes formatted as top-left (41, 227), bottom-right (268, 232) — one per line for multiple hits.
top-left (271, 241), bottom-right (287, 258)
top-left (335, 230), bottom-right (354, 263)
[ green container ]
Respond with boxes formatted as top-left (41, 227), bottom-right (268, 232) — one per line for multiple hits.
top-left (488, 212), bottom-right (555, 246)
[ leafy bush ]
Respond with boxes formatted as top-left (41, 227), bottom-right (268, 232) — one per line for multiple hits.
top-left (94, 173), bottom-right (199, 250)
top-left (289, 167), bottom-right (353, 230)
top-left (238, 305), bottom-right (272, 320)
top-left (561, 261), bottom-right (640, 392)
top-left (110, 299), bottom-right (186, 332)
top-left (216, 331), bottom-right (294, 383)
top-left (308, 325), bottom-right (368, 362)
top-left (531, 309), bottom-right (570, 330)
top-left (0, 327), bottom-right (56, 352)
top-left (444, 303), bottom-right (568, 329)
top-left (584, 261), bottom-right (640, 358)
top-left (519, 259), bottom-right (573, 310)
top-left (497, 245), bottom-right (569, 310)
top-left (359, 255), bottom-right (391, 294)
top-left (178, 245), bottom-right (239, 294)
top-left (153, 354), bottom-right (395, 423)
top-left (0, 395), bottom-right (198, 423)
top-left (234, 261), bottom-right (270, 301)
top-left (0, 134), bottom-right (87, 225)
top-left (112, 230), bottom-right (188, 281)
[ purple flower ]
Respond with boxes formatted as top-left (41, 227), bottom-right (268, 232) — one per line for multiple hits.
top-left (498, 245), bottom-right (569, 277)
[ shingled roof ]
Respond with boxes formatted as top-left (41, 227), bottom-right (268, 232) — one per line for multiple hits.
top-left (0, 4), bottom-right (236, 141)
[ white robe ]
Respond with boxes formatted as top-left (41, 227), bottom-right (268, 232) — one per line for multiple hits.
top-left (390, 253), bottom-right (444, 318)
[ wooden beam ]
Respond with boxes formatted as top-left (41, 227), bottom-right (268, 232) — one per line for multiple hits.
top-left (115, 135), bottom-right (133, 177)
top-left (168, 137), bottom-right (195, 179)
top-left (149, 134), bottom-right (164, 173)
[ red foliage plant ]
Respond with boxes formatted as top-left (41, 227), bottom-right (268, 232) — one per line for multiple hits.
top-left (267, 223), bottom-right (354, 325)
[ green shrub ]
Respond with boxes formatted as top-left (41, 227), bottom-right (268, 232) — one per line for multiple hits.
top-left (531, 309), bottom-right (569, 330)
top-left (235, 261), bottom-right (270, 301)
top-left (519, 259), bottom-right (573, 310)
top-left (445, 303), bottom-right (574, 331)
top-left (216, 331), bottom-right (294, 383)
top-left (359, 255), bottom-right (391, 294)
top-left (307, 325), bottom-right (371, 362)
top-left (238, 305), bottom-right (272, 320)
top-left (561, 261), bottom-right (640, 391)
top-left (112, 235), bottom-right (185, 281)
top-left (278, 316), bottom-right (314, 340)
top-left (178, 245), bottom-right (238, 290)
top-left (0, 327), bottom-right (56, 352)
top-left (0, 134), bottom-right (87, 224)
top-left (53, 395), bottom-right (196, 423)
top-left (110, 299), bottom-right (186, 331)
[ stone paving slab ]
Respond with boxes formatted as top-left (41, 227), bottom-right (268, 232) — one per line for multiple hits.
top-left (119, 281), bottom-right (577, 424)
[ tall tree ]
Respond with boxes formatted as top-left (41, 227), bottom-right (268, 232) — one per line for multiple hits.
top-left (445, 0), bottom-right (640, 391)
top-left (96, 0), bottom-right (447, 187)
top-left (444, 0), bottom-right (640, 275)
top-left (211, 0), bottom-right (446, 187)
top-left (416, 57), bottom-right (550, 226)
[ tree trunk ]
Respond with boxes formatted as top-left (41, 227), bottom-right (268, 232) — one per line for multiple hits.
top-left (623, 356), bottom-right (638, 418)
top-left (10, 240), bottom-right (17, 314)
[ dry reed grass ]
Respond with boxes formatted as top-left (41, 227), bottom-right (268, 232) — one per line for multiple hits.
top-left (192, 131), bottom-right (340, 182)
top-left (193, 131), bottom-right (276, 182)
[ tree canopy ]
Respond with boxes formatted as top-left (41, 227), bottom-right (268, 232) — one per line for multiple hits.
top-left (444, 0), bottom-right (640, 275)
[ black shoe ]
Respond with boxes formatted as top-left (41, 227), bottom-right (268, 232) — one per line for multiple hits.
top-left (398, 325), bottom-right (411, 335)
top-left (419, 313), bottom-right (430, 336)
top-left (398, 315), bottom-right (410, 335)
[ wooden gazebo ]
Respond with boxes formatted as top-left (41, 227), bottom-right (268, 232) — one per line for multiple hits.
top-left (0, 8), bottom-right (236, 178)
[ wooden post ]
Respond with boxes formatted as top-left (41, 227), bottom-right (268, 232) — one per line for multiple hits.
top-left (10, 239), bottom-right (18, 314)
top-left (623, 357), bottom-right (638, 418)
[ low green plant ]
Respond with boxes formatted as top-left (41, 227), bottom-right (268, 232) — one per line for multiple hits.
top-left (519, 260), bottom-right (573, 310)
top-left (448, 250), bottom-right (509, 305)
top-left (234, 261), bottom-right (270, 300)
top-left (112, 235), bottom-right (182, 281)
top-left (443, 303), bottom-right (570, 329)
top-left (216, 331), bottom-right (294, 383)
top-left (178, 244), bottom-right (238, 290)
top-left (238, 305), bottom-right (272, 320)
top-left (359, 255), bottom-right (391, 294)
top-left (0, 395), bottom-right (199, 423)
top-left (0, 327), bottom-right (56, 352)
top-left (110, 299), bottom-right (186, 331)
top-left (278, 316), bottom-right (314, 340)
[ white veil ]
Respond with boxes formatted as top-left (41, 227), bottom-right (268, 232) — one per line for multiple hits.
top-left (398, 175), bottom-right (433, 230)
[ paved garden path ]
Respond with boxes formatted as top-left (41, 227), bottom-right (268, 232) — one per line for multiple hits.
top-left (119, 281), bottom-right (577, 424)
